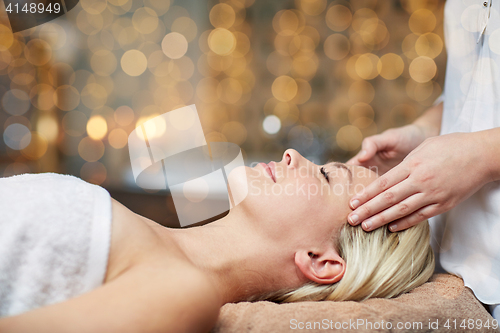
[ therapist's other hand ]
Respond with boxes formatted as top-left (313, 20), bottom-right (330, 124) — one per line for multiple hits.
top-left (347, 132), bottom-right (490, 232)
top-left (347, 124), bottom-right (428, 175)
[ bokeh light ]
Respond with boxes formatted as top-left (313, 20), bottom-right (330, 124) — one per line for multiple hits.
top-left (208, 28), bottom-right (236, 55)
top-left (3, 124), bottom-right (31, 150)
top-left (121, 50), bottom-right (148, 76)
top-left (24, 40), bottom-right (52, 66)
top-left (114, 105), bottom-right (135, 126)
top-left (210, 3), bottom-right (236, 29)
top-left (63, 111), bottom-right (88, 137)
top-left (91, 50), bottom-right (117, 76)
top-left (415, 33), bottom-right (443, 58)
top-left (54, 85), bottom-right (80, 111)
top-left (2, 89), bottom-right (30, 115)
top-left (263, 115), bottom-right (281, 135)
top-left (222, 121), bottom-right (247, 144)
top-left (37, 115), bottom-right (59, 142)
top-left (87, 115), bottom-right (108, 140)
top-left (324, 34), bottom-right (350, 60)
top-left (296, 0), bottom-right (327, 16)
top-left (326, 5), bottom-right (352, 32)
top-left (0, 0), bottom-right (446, 189)
top-left (78, 137), bottom-right (105, 162)
top-left (378, 53), bottom-right (405, 80)
top-left (172, 17), bottom-right (198, 42)
top-left (81, 83), bottom-right (107, 109)
top-left (80, 161), bottom-right (107, 185)
top-left (409, 56), bottom-right (437, 83)
top-left (0, 25), bottom-right (14, 51)
top-left (162, 32), bottom-right (188, 59)
top-left (272, 76), bottom-right (298, 102)
top-left (108, 128), bottom-right (128, 148)
top-left (409, 9), bottom-right (436, 35)
top-left (21, 132), bottom-right (48, 160)
top-left (355, 53), bottom-right (380, 80)
top-left (336, 125), bottom-right (363, 151)
top-left (132, 7), bottom-right (159, 34)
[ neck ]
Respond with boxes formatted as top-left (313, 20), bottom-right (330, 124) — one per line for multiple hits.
top-left (159, 211), bottom-right (306, 304)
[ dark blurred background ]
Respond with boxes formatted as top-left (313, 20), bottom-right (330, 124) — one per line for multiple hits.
top-left (0, 0), bottom-right (446, 226)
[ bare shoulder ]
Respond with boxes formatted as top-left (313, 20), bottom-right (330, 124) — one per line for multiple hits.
top-left (107, 199), bottom-right (222, 331)
top-left (105, 198), bottom-right (168, 282)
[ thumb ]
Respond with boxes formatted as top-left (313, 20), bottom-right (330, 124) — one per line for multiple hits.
top-left (346, 155), bottom-right (362, 165)
top-left (356, 136), bottom-right (381, 162)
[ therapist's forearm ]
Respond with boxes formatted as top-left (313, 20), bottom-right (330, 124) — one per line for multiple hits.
top-left (412, 102), bottom-right (443, 139)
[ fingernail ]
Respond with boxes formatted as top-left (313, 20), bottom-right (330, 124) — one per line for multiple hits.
top-left (389, 224), bottom-right (397, 232)
top-left (350, 199), bottom-right (359, 209)
top-left (349, 214), bottom-right (359, 225)
top-left (360, 150), bottom-right (366, 156)
top-left (362, 220), bottom-right (372, 230)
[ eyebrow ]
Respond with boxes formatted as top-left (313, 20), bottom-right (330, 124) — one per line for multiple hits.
top-left (326, 162), bottom-right (353, 184)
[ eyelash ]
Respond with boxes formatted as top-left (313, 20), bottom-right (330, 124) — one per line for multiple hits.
top-left (320, 167), bottom-right (329, 182)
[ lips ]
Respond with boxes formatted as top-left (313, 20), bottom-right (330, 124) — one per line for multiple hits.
top-left (259, 162), bottom-right (276, 182)
top-left (268, 161), bottom-right (276, 182)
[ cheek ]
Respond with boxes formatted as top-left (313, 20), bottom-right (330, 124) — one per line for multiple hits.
top-left (245, 179), bottom-right (330, 222)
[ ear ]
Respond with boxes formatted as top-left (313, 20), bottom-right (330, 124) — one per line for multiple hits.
top-left (294, 249), bottom-right (345, 285)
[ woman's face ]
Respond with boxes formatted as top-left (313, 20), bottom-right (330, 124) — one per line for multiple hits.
top-left (230, 149), bottom-right (379, 247)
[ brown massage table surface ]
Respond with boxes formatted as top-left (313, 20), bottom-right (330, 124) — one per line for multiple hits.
top-left (212, 274), bottom-right (498, 333)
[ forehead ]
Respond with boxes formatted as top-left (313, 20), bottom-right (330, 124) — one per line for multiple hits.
top-left (349, 164), bottom-right (379, 187)
top-left (323, 162), bottom-right (378, 187)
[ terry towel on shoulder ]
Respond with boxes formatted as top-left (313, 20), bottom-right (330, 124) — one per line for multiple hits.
top-left (0, 173), bottom-right (112, 317)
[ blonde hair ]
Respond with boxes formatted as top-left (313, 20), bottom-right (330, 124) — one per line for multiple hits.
top-left (251, 221), bottom-right (434, 303)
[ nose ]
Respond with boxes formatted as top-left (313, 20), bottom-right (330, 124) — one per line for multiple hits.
top-left (282, 149), bottom-right (304, 169)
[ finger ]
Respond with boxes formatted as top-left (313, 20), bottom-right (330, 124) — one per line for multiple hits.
top-left (358, 154), bottom-right (389, 174)
top-left (346, 155), bottom-right (362, 165)
top-left (356, 137), bottom-right (378, 162)
top-left (357, 133), bottom-right (397, 163)
top-left (347, 151), bottom-right (384, 169)
top-left (387, 204), bottom-right (440, 232)
top-left (347, 146), bottom-right (370, 165)
top-left (348, 177), bottom-right (416, 226)
top-left (358, 192), bottom-right (429, 231)
top-left (349, 163), bottom-right (410, 211)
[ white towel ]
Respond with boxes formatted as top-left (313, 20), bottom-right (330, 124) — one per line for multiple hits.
top-left (0, 173), bottom-right (112, 317)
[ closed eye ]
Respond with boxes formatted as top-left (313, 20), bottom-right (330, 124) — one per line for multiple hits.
top-left (320, 166), bottom-right (329, 182)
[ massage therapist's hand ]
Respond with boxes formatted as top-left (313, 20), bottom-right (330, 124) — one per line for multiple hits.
top-left (347, 124), bottom-right (428, 175)
top-left (347, 132), bottom-right (492, 232)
